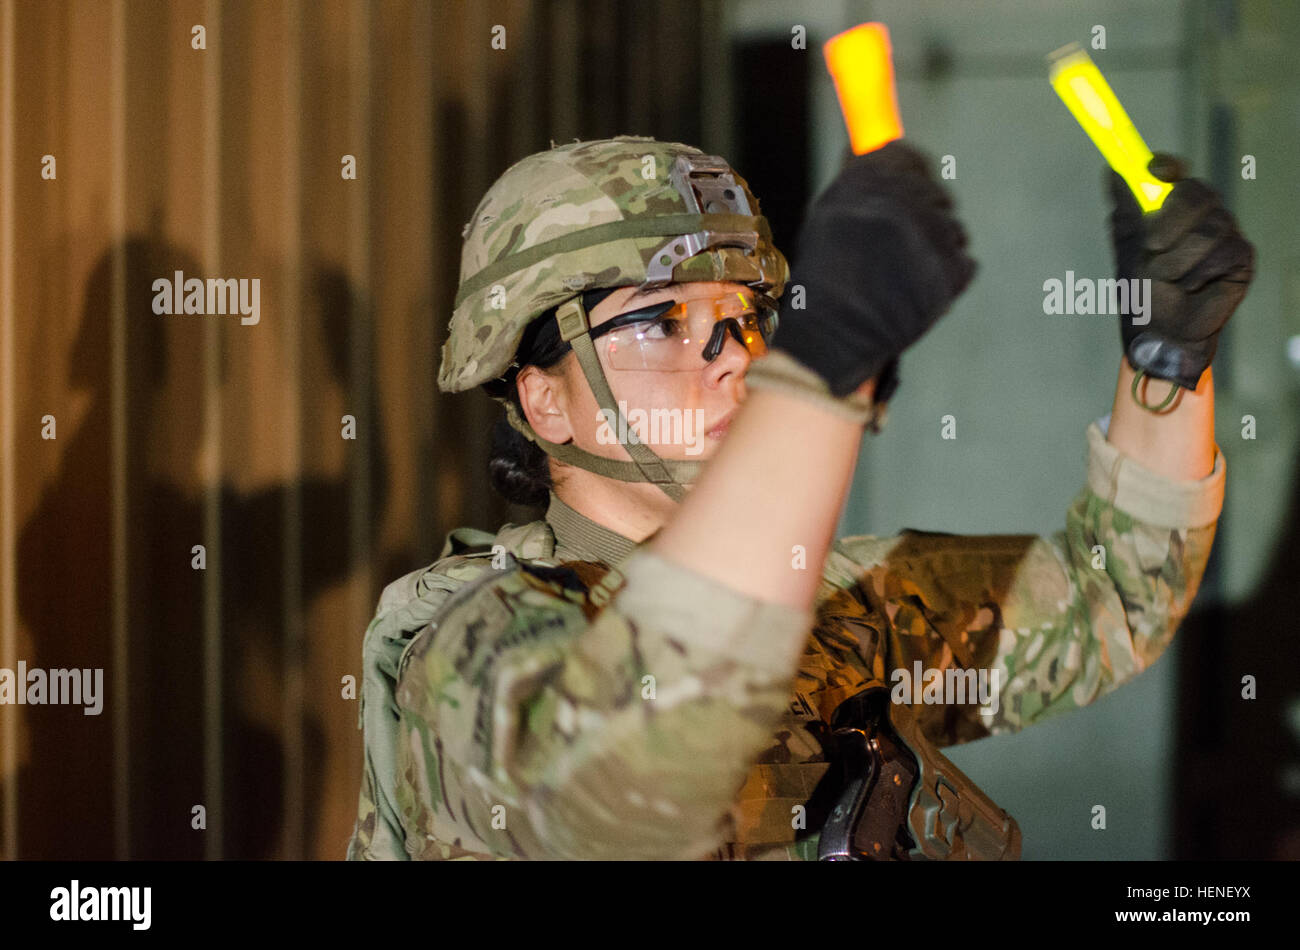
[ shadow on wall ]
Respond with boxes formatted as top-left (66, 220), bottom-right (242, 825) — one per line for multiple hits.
top-left (1175, 411), bottom-right (1300, 859)
top-left (10, 233), bottom-right (389, 858)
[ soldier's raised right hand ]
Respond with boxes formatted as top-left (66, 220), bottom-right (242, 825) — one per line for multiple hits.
top-left (772, 140), bottom-right (977, 397)
top-left (1107, 153), bottom-right (1254, 392)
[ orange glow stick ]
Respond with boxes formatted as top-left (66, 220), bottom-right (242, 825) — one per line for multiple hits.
top-left (823, 23), bottom-right (904, 154)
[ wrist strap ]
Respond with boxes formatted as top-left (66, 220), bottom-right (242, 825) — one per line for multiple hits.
top-left (1130, 368), bottom-right (1180, 412)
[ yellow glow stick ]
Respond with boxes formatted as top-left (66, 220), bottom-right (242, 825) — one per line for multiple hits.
top-left (823, 23), bottom-right (904, 155)
top-left (1048, 42), bottom-right (1173, 212)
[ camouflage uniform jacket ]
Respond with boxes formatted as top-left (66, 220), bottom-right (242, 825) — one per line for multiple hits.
top-left (347, 418), bottom-right (1224, 860)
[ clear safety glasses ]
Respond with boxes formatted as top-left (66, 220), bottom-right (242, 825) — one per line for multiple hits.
top-left (587, 290), bottom-right (779, 372)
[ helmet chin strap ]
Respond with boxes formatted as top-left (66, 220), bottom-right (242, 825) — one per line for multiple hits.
top-left (503, 295), bottom-right (702, 502)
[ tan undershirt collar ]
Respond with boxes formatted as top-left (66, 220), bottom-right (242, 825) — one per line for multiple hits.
top-left (545, 492), bottom-right (639, 566)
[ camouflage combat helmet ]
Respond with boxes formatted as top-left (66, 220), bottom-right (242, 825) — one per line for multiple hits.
top-left (440, 135), bottom-right (788, 501)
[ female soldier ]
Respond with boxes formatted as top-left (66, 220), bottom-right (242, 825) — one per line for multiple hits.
top-left (348, 135), bottom-right (1248, 860)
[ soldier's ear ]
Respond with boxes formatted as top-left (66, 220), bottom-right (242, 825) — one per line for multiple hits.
top-left (517, 365), bottom-right (574, 444)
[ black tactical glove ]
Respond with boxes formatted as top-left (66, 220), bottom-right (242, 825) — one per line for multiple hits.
top-left (772, 140), bottom-right (977, 398)
top-left (1108, 153), bottom-right (1254, 391)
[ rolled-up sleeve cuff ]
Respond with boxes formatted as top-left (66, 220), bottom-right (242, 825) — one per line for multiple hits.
top-left (1085, 418), bottom-right (1226, 529)
top-left (612, 549), bottom-right (815, 680)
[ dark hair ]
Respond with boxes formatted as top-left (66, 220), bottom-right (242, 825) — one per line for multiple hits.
top-left (485, 288), bottom-right (618, 506)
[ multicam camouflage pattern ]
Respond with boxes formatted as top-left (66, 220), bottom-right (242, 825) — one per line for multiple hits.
top-left (439, 136), bottom-right (788, 394)
top-left (347, 420), bottom-right (1224, 860)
